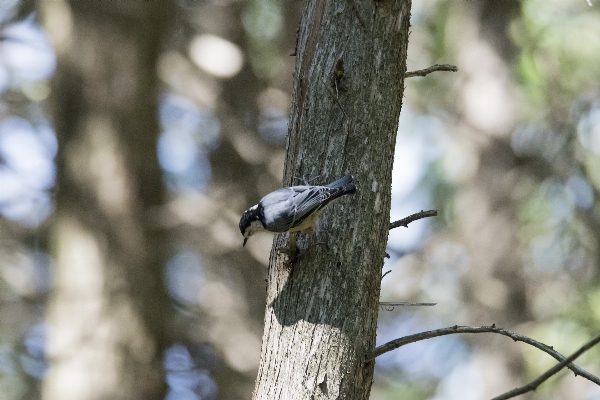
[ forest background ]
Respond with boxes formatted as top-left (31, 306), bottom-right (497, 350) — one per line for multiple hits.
top-left (0, 1), bottom-right (600, 399)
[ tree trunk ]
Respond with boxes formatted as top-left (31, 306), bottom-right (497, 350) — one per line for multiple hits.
top-left (253, 1), bottom-right (411, 399)
top-left (41, 2), bottom-right (174, 399)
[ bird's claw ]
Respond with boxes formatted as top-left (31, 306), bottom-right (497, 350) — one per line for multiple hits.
top-left (294, 174), bottom-right (320, 186)
top-left (278, 246), bottom-right (297, 257)
top-left (278, 232), bottom-right (299, 262)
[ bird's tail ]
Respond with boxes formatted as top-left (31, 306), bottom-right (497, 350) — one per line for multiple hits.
top-left (327, 175), bottom-right (356, 194)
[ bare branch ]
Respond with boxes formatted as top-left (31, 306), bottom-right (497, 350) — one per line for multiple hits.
top-left (390, 210), bottom-right (437, 230)
top-left (381, 270), bottom-right (392, 280)
top-left (379, 302), bottom-right (437, 310)
top-left (366, 325), bottom-right (600, 387)
top-left (492, 333), bottom-right (600, 400)
top-left (405, 64), bottom-right (458, 78)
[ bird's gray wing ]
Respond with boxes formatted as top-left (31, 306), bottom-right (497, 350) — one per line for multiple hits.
top-left (260, 185), bottom-right (343, 232)
top-left (259, 187), bottom-right (304, 232)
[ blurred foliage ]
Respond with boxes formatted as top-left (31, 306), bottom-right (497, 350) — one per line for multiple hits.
top-left (1, 0), bottom-right (600, 399)
top-left (242, 0), bottom-right (284, 79)
top-left (379, 0), bottom-right (600, 398)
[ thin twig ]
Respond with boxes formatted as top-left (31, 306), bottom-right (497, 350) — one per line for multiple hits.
top-left (390, 210), bottom-right (437, 230)
top-left (492, 333), bottom-right (600, 400)
top-left (366, 325), bottom-right (600, 387)
top-left (323, 79), bottom-right (347, 118)
top-left (405, 64), bottom-right (458, 78)
top-left (349, 0), bottom-right (369, 31)
top-left (379, 302), bottom-right (437, 310)
top-left (381, 270), bottom-right (392, 280)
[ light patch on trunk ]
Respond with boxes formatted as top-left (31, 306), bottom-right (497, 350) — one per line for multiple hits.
top-left (373, 192), bottom-right (381, 213)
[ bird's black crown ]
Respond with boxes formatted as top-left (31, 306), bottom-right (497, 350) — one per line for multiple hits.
top-left (239, 204), bottom-right (261, 236)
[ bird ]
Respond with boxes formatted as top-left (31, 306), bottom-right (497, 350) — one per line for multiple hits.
top-left (239, 175), bottom-right (356, 247)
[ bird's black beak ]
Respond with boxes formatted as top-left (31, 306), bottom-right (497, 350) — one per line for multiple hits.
top-left (243, 237), bottom-right (248, 247)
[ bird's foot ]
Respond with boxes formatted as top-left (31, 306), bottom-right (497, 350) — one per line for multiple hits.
top-left (294, 174), bottom-right (320, 186)
top-left (278, 245), bottom-right (298, 258)
top-left (278, 232), bottom-right (299, 263)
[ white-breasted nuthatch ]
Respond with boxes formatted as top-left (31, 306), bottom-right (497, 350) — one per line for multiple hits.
top-left (239, 175), bottom-right (356, 246)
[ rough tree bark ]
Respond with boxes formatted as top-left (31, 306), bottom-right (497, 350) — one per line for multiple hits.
top-left (253, 1), bottom-right (411, 399)
top-left (41, 2), bottom-right (174, 399)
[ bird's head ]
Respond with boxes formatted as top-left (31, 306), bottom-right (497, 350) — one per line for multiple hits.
top-left (239, 204), bottom-right (264, 246)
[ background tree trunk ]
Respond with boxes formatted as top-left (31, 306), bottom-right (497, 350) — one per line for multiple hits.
top-left (41, 2), bottom-right (174, 399)
top-left (253, 0), bottom-right (412, 398)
